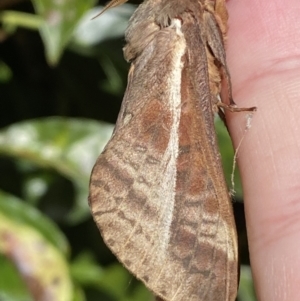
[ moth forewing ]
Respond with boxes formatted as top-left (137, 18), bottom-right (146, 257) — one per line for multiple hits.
top-left (89, 1), bottom-right (243, 301)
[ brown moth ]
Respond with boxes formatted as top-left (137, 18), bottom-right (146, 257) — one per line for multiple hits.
top-left (89, 0), bottom-right (256, 300)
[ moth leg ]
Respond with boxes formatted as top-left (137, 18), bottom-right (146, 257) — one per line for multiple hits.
top-left (204, 18), bottom-right (257, 113)
top-left (216, 100), bottom-right (256, 131)
top-left (204, 12), bottom-right (257, 113)
top-left (217, 100), bottom-right (257, 113)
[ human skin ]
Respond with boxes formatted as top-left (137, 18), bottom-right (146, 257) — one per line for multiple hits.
top-left (226, 0), bottom-right (300, 300)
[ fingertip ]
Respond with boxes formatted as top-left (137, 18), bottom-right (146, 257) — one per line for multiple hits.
top-left (225, 1), bottom-right (300, 300)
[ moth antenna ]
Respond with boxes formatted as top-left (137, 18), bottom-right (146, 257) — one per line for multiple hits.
top-left (230, 113), bottom-right (254, 196)
top-left (91, 0), bottom-right (129, 19)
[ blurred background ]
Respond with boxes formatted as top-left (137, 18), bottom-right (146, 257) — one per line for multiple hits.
top-left (0, 1), bottom-right (256, 300)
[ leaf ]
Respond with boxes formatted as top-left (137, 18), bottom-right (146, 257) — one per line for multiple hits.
top-left (0, 254), bottom-right (31, 301)
top-left (71, 252), bottom-right (104, 286)
top-left (0, 117), bottom-right (114, 223)
top-left (31, 0), bottom-right (96, 65)
top-left (99, 264), bottom-right (153, 301)
top-left (0, 191), bottom-right (73, 301)
top-left (71, 4), bottom-right (135, 96)
top-left (238, 265), bottom-right (257, 301)
top-left (0, 190), bottom-right (69, 252)
top-left (0, 11), bottom-right (42, 34)
top-left (0, 60), bottom-right (12, 83)
top-left (72, 4), bottom-right (135, 47)
top-left (71, 252), bottom-right (153, 301)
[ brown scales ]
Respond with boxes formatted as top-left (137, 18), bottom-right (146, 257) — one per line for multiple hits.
top-left (89, 1), bottom-right (256, 301)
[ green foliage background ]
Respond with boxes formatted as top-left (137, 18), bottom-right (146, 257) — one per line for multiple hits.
top-left (0, 1), bottom-right (256, 300)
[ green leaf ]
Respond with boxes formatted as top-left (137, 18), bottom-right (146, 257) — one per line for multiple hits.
top-left (121, 282), bottom-right (153, 301)
top-left (73, 4), bottom-right (134, 47)
top-left (71, 252), bottom-right (153, 301)
top-left (238, 265), bottom-right (257, 301)
top-left (0, 254), bottom-right (31, 301)
top-left (31, 0), bottom-right (96, 65)
top-left (0, 60), bottom-right (13, 83)
top-left (0, 117), bottom-right (114, 223)
top-left (71, 252), bottom-right (104, 286)
top-left (71, 5), bottom-right (135, 96)
top-left (0, 191), bottom-right (73, 301)
top-left (0, 11), bottom-right (42, 34)
top-left (99, 264), bottom-right (146, 300)
top-left (0, 190), bottom-right (69, 253)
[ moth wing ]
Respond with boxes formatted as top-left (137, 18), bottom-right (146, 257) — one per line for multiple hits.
top-left (164, 16), bottom-right (239, 301)
top-left (89, 14), bottom-right (238, 301)
top-left (89, 20), bottom-right (188, 297)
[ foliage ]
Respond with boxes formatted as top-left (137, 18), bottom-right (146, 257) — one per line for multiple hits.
top-left (0, 1), bottom-right (256, 300)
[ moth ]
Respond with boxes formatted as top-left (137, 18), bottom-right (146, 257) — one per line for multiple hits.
top-left (89, 0), bottom-right (256, 300)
